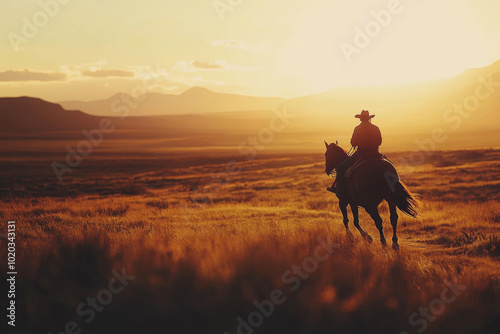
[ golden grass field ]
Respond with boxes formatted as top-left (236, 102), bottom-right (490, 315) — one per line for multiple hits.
top-left (1, 148), bottom-right (500, 334)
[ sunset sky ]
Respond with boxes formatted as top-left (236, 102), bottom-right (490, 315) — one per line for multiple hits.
top-left (1, 0), bottom-right (500, 101)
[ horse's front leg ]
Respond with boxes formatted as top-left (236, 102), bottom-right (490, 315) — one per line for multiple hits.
top-left (351, 204), bottom-right (372, 242)
top-left (339, 200), bottom-right (353, 237)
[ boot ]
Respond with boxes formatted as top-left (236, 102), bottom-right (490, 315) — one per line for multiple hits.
top-left (326, 180), bottom-right (337, 193)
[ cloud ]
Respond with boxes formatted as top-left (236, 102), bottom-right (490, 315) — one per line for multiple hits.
top-left (173, 60), bottom-right (258, 72)
top-left (211, 40), bottom-right (264, 52)
top-left (82, 69), bottom-right (135, 78)
top-left (58, 61), bottom-right (141, 80)
top-left (192, 60), bottom-right (225, 70)
top-left (0, 69), bottom-right (66, 82)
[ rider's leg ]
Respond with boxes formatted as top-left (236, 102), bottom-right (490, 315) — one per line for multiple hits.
top-left (326, 153), bottom-right (358, 194)
top-left (335, 154), bottom-right (357, 196)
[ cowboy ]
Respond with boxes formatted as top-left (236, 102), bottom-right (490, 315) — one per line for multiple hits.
top-left (327, 110), bottom-right (382, 195)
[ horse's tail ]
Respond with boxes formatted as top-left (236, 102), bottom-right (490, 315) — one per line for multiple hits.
top-left (393, 181), bottom-right (420, 218)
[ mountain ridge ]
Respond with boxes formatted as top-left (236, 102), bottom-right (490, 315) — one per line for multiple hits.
top-left (1, 59), bottom-right (499, 137)
top-left (59, 87), bottom-right (286, 117)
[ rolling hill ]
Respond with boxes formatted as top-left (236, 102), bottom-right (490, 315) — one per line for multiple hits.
top-left (0, 97), bottom-right (100, 133)
top-left (0, 96), bottom-right (278, 140)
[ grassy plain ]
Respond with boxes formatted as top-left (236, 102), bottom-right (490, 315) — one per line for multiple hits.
top-left (1, 147), bottom-right (499, 334)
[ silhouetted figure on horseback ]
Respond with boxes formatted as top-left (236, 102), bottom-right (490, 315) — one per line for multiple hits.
top-left (327, 110), bottom-right (382, 197)
top-left (324, 110), bottom-right (419, 249)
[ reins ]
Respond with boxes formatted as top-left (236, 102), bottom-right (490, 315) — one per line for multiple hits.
top-left (347, 146), bottom-right (356, 156)
top-left (326, 145), bottom-right (351, 177)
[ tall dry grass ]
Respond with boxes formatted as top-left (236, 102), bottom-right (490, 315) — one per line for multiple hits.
top-left (0, 149), bottom-right (499, 333)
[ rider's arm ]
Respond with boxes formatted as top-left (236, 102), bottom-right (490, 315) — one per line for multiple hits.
top-left (376, 127), bottom-right (382, 146)
top-left (350, 128), bottom-right (358, 147)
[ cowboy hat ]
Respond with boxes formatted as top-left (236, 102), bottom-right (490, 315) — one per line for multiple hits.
top-left (355, 110), bottom-right (375, 119)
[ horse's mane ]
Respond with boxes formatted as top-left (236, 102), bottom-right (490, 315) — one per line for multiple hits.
top-left (328, 143), bottom-right (349, 157)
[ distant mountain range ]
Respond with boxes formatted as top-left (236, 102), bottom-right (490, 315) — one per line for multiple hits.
top-left (0, 96), bottom-right (278, 136)
top-left (59, 87), bottom-right (286, 116)
top-left (1, 60), bottom-right (499, 147)
top-left (283, 59), bottom-right (500, 136)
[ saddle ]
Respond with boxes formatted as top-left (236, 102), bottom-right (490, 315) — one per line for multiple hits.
top-left (345, 153), bottom-right (392, 179)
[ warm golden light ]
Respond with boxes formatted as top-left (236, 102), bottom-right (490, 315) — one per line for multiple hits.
top-left (1, 0), bottom-right (500, 100)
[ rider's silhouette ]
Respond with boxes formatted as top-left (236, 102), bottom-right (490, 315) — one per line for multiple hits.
top-left (327, 110), bottom-right (382, 196)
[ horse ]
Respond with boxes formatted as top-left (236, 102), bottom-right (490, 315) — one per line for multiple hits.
top-left (324, 141), bottom-right (419, 249)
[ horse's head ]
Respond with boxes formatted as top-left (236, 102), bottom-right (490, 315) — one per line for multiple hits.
top-left (324, 141), bottom-right (348, 175)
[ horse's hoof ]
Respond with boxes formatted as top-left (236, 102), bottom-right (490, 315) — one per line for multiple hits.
top-left (381, 240), bottom-right (387, 247)
top-left (365, 234), bottom-right (373, 243)
top-left (346, 231), bottom-right (354, 239)
top-left (392, 243), bottom-right (400, 250)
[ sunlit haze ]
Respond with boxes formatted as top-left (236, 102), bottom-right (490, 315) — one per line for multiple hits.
top-left (1, 0), bottom-right (500, 100)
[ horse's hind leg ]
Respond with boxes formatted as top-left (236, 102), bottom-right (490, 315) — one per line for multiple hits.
top-left (365, 206), bottom-right (387, 246)
top-left (351, 204), bottom-right (372, 242)
top-left (339, 201), bottom-right (353, 237)
top-left (388, 202), bottom-right (399, 250)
